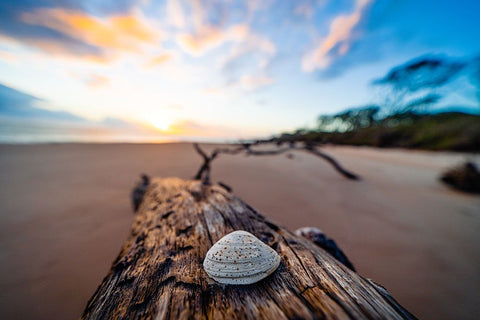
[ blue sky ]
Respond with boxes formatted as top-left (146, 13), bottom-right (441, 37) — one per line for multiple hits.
top-left (0, 0), bottom-right (479, 140)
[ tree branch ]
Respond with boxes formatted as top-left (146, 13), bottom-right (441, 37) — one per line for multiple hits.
top-left (193, 141), bottom-right (360, 184)
top-left (303, 144), bottom-right (359, 180)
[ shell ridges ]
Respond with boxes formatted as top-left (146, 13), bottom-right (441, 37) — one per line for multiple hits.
top-left (203, 230), bottom-right (281, 285)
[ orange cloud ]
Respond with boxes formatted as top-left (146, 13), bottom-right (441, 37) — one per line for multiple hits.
top-left (86, 74), bottom-right (110, 88)
top-left (21, 9), bottom-right (161, 56)
top-left (177, 24), bottom-right (248, 55)
top-left (0, 51), bottom-right (16, 62)
top-left (144, 53), bottom-right (173, 68)
top-left (302, 0), bottom-right (372, 72)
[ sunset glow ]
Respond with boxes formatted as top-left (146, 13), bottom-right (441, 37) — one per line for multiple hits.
top-left (0, 0), bottom-right (479, 142)
top-left (150, 117), bottom-right (171, 132)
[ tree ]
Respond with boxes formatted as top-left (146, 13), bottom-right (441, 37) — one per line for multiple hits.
top-left (317, 105), bottom-right (380, 132)
top-left (372, 54), bottom-right (479, 114)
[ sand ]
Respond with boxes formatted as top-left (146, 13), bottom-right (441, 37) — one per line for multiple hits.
top-left (0, 143), bottom-right (479, 320)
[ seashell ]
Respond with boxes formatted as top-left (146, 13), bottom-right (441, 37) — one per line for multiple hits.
top-left (203, 230), bottom-right (281, 285)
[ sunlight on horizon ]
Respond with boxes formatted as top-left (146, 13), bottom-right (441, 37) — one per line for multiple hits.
top-left (149, 116), bottom-right (171, 132)
top-left (0, 0), bottom-right (479, 142)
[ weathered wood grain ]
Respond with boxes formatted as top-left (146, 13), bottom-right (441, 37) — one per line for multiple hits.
top-left (81, 177), bottom-right (416, 320)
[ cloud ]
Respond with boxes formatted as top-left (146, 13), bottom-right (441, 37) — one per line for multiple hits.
top-left (239, 74), bottom-right (275, 90)
top-left (166, 0), bottom-right (186, 29)
top-left (0, 51), bottom-right (16, 62)
top-left (56, 70), bottom-right (111, 89)
top-left (0, 1), bottom-right (144, 60)
top-left (298, 0), bottom-right (480, 79)
top-left (170, 0), bottom-right (277, 91)
top-left (294, 2), bottom-right (315, 19)
top-left (221, 31), bottom-right (276, 90)
top-left (169, 0), bottom-right (272, 58)
top-left (0, 27), bottom-right (106, 61)
top-left (86, 74), bottom-right (110, 88)
top-left (223, 32), bottom-right (276, 68)
top-left (20, 8), bottom-right (161, 59)
top-left (144, 53), bottom-right (173, 68)
top-left (176, 24), bottom-right (248, 56)
top-left (0, 83), bottom-right (86, 122)
top-left (167, 0), bottom-right (232, 33)
top-left (302, 0), bottom-right (372, 72)
top-left (176, 27), bottom-right (225, 55)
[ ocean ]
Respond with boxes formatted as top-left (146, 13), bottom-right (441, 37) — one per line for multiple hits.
top-left (0, 118), bottom-right (173, 144)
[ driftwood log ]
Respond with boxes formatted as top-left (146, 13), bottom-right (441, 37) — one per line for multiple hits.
top-left (82, 177), bottom-right (416, 319)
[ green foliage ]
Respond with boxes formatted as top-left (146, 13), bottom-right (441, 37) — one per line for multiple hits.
top-left (371, 55), bottom-right (480, 114)
top-left (308, 112), bottom-right (480, 151)
top-left (291, 55), bottom-right (480, 152)
top-left (317, 105), bottom-right (380, 132)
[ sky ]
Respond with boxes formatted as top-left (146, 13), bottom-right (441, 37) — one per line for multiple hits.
top-left (0, 0), bottom-right (479, 141)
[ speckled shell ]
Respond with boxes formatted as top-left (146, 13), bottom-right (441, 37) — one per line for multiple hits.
top-left (203, 230), bottom-right (281, 285)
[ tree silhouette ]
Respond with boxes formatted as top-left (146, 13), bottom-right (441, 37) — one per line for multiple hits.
top-left (372, 54), bottom-right (479, 114)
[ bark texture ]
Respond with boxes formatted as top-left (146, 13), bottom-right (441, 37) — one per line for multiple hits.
top-left (82, 177), bottom-right (416, 320)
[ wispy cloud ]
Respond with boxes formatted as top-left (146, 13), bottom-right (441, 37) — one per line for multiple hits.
top-left (144, 53), bottom-right (173, 68)
top-left (294, 1), bottom-right (315, 19)
top-left (86, 74), bottom-right (110, 88)
top-left (2, 0), bottom-right (478, 142)
top-left (19, 8), bottom-right (161, 60)
top-left (176, 24), bottom-right (248, 56)
top-left (223, 32), bottom-right (276, 68)
top-left (238, 74), bottom-right (275, 90)
top-left (221, 31), bottom-right (276, 90)
top-left (169, 0), bottom-right (277, 90)
top-left (0, 51), bottom-right (16, 62)
top-left (166, 0), bottom-right (187, 29)
top-left (302, 0), bottom-right (372, 72)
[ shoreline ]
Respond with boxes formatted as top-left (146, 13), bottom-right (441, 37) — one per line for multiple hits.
top-left (1, 140), bottom-right (479, 155)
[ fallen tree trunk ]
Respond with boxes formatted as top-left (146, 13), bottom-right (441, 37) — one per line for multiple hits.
top-left (81, 177), bottom-right (416, 319)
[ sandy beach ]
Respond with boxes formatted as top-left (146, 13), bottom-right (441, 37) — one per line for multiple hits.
top-left (0, 143), bottom-right (479, 319)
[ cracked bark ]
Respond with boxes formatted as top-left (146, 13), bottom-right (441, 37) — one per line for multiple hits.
top-left (81, 177), bottom-right (415, 320)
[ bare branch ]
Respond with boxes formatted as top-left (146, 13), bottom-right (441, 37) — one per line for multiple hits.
top-left (246, 147), bottom-right (292, 156)
top-left (193, 144), bottom-right (212, 184)
top-left (193, 143), bottom-right (209, 161)
top-left (192, 141), bottom-right (361, 184)
top-left (304, 145), bottom-right (360, 180)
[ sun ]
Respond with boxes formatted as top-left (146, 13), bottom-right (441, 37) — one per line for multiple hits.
top-left (150, 117), bottom-right (171, 131)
